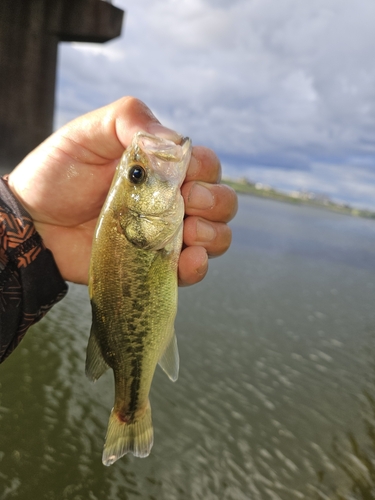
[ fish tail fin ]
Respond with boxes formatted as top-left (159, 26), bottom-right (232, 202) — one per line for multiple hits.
top-left (102, 401), bottom-right (154, 466)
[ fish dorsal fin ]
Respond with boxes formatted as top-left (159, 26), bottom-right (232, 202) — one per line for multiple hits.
top-left (158, 333), bottom-right (179, 382)
top-left (85, 327), bottom-right (110, 382)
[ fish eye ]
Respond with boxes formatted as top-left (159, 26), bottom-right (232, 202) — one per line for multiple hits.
top-left (129, 165), bottom-right (146, 184)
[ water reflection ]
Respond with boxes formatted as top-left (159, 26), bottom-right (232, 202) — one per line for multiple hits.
top-left (0, 287), bottom-right (147, 499)
top-left (312, 359), bottom-right (375, 500)
top-left (1, 195), bottom-right (375, 498)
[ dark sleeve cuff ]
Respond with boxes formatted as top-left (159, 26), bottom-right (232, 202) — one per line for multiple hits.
top-left (0, 177), bottom-right (68, 363)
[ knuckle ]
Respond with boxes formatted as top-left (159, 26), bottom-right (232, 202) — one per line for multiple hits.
top-left (117, 96), bottom-right (157, 121)
top-left (119, 96), bottom-right (142, 110)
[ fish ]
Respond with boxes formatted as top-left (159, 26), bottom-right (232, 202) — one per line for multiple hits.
top-left (86, 131), bottom-right (192, 466)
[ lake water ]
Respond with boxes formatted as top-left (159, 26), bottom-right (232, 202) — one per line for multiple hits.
top-left (1, 194), bottom-right (375, 499)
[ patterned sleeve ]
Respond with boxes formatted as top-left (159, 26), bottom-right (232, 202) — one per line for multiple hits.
top-left (0, 177), bottom-right (68, 363)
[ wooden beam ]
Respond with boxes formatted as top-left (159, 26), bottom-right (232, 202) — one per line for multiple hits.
top-left (0, 0), bottom-right (124, 171)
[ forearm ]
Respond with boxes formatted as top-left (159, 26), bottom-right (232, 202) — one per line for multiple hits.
top-left (0, 177), bottom-right (68, 363)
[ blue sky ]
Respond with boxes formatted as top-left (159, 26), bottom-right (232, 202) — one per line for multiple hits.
top-left (55, 0), bottom-right (375, 210)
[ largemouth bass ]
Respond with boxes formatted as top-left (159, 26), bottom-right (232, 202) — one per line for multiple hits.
top-left (86, 132), bottom-right (191, 466)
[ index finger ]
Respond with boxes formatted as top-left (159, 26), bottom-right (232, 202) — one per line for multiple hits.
top-left (185, 146), bottom-right (222, 184)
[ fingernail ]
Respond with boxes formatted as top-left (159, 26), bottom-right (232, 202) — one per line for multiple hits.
top-left (148, 123), bottom-right (183, 144)
top-left (188, 182), bottom-right (214, 210)
top-left (196, 219), bottom-right (216, 242)
top-left (187, 152), bottom-right (201, 179)
top-left (197, 252), bottom-right (208, 276)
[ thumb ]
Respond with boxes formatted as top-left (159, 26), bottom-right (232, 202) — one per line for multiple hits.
top-left (61, 97), bottom-right (183, 162)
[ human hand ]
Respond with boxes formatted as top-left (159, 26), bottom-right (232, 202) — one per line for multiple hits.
top-left (7, 97), bottom-right (237, 286)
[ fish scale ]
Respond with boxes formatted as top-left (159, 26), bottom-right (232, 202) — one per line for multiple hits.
top-left (86, 132), bottom-right (191, 465)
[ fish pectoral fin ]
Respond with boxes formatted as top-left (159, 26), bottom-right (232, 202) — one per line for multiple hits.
top-left (85, 328), bottom-right (110, 382)
top-left (158, 332), bottom-right (179, 382)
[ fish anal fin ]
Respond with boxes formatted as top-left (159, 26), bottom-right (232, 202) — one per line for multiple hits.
top-left (102, 401), bottom-right (154, 465)
top-left (85, 327), bottom-right (110, 382)
top-left (158, 332), bottom-right (179, 382)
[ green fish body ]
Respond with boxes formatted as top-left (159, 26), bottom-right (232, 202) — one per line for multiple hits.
top-left (86, 132), bottom-right (192, 466)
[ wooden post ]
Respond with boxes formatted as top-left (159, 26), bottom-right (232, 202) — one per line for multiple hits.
top-left (0, 0), bottom-right (124, 170)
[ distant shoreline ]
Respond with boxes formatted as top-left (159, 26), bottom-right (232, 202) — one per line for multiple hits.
top-left (222, 178), bottom-right (375, 220)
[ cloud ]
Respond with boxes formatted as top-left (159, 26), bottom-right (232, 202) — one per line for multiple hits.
top-left (55, 0), bottom-right (375, 209)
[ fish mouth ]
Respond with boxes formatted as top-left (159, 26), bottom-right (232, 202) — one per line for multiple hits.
top-left (179, 136), bottom-right (190, 147)
top-left (178, 136), bottom-right (191, 159)
top-left (135, 133), bottom-right (191, 163)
